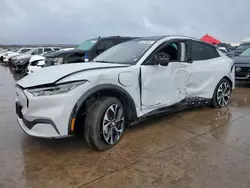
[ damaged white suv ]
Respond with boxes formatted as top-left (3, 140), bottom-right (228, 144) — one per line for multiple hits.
top-left (16, 36), bottom-right (235, 150)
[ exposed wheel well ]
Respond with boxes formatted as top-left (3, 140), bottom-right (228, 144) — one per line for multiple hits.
top-left (73, 88), bottom-right (137, 135)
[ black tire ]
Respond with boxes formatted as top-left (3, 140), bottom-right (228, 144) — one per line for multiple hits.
top-left (211, 78), bottom-right (232, 108)
top-left (84, 97), bottom-right (125, 151)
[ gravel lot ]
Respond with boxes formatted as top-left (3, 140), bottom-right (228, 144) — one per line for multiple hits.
top-left (1, 64), bottom-right (250, 188)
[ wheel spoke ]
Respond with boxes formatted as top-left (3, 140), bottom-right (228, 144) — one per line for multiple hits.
top-left (103, 121), bottom-right (110, 132)
top-left (114, 125), bottom-right (123, 134)
top-left (116, 109), bottom-right (123, 122)
top-left (105, 127), bottom-right (112, 139)
top-left (222, 97), bottom-right (227, 106)
top-left (104, 112), bottom-right (111, 122)
top-left (218, 86), bottom-right (223, 93)
top-left (110, 105), bottom-right (118, 117)
top-left (218, 98), bottom-right (222, 106)
top-left (109, 128), bottom-right (114, 144)
top-left (225, 89), bottom-right (231, 96)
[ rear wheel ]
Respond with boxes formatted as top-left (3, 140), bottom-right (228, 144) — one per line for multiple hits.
top-left (84, 97), bottom-right (125, 150)
top-left (211, 78), bottom-right (232, 108)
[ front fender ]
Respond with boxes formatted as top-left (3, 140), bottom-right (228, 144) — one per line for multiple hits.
top-left (67, 84), bottom-right (137, 134)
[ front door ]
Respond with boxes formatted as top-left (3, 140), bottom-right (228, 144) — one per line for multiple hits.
top-left (140, 41), bottom-right (192, 112)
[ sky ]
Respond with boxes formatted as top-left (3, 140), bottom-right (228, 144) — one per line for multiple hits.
top-left (0, 0), bottom-right (250, 44)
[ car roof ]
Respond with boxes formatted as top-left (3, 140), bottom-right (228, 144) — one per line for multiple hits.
top-left (86, 36), bottom-right (138, 41)
top-left (133, 35), bottom-right (200, 41)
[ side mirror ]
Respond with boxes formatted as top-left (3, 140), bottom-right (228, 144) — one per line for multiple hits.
top-left (153, 53), bottom-right (170, 66)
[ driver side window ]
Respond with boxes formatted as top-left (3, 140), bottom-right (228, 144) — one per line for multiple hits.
top-left (146, 41), bottom-right (188, 65)
top-left (157, 42), bottom-right (187, 62)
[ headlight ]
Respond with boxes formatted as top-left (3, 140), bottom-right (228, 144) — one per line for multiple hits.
top-left (17, 59), bottom-right (25, 64)
top-left (27, 81), bottom-right (87, 97)
top-left (53, 57), bottom-right (63, 65)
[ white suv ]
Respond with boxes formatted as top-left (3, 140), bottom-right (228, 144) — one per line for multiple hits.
top-left (16, 36), bottom-right (235, 150)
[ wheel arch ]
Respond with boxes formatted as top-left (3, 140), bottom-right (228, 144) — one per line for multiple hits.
top-left (68, 84), bottom-right (137, 134)
top-left (222, 76), bottom-right (233, 88)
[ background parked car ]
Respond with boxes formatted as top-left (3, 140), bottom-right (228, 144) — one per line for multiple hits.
top-left (43, 36), bottom-right (137, 67)
top-left (232, 48), bottom-right (250, 83)
top-left (0, 49), bottom-right (17, 62)
top-left (218, 47), bottom-right (230, 53)
top-left (3, 47), bottom-right (32, 63)
top-left (12, 47), bottom-right (61, 73)
top-left (227, 42), bottom-right (250, 57)
top-left (27, 48), bottom-right (74, 74)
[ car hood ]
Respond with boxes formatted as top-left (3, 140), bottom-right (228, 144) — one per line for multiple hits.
top-left (232, 56), bottom-right (250, 64)
top-left (29, 55), bottom-right (45, 63)
top-left (45, 49), bottom-right (84, 58)
top-left (17, 62), bottom-right (128, 88)
top-left (16, 53), bottom-right (32, 60)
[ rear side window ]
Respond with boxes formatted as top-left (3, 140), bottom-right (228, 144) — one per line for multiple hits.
top-left (192, 41), bottom-right (219, 61)
top-left (44, 48), bottom-right (53, 52)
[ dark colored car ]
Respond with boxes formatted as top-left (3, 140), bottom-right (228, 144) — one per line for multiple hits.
top-left (232, 48), bottom-right (250, 83)
top-left (44, 36), bottom-right (137, 67)
top-left (227, 43), bottom-right (250, 57)
top-left (12, 47), bottom-right (61, 73)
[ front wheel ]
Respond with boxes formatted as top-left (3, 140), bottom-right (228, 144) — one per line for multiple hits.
top-left (84, 97), bottom-right (125, 150)
top-left (211, 78), bottom-right (232, 108)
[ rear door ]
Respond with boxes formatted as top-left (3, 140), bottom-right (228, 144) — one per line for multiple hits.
top-left (187, 40), bottom-right (226, 98)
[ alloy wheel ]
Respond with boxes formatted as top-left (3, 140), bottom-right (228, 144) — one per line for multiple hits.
top-left (102, 104), bottom-right (124, 145)
top-left (216, 82), bottom-right (231, 107)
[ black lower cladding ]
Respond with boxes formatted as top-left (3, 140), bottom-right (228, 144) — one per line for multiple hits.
top-left (16, 102), bottom-right (60, 134)
top-left (142, 97), bottom-right (211, 118)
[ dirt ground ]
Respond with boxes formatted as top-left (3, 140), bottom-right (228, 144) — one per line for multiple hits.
top-left (1, 64), bottom-right (250, 188)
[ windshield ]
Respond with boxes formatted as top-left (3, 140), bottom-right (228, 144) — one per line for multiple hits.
top-left (94, 39), bottom-right (156, 64)
top-left (76, 39), bottom-right (98, 51)
top-left (236, 44), bottom-right (250, 50)
top-left (23, 49), bottom-right (34, 54)
top-left (12, 48), bottom-right (19, 52)
top-left (240, 48), bottom-right (250, 56)
top-left (20, 48), bottom-right (31, 54)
